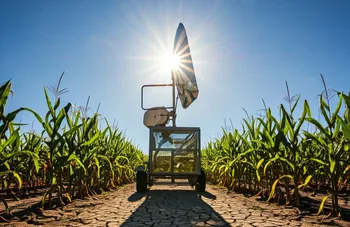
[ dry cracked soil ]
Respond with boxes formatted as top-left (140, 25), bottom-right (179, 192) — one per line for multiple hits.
top-left (0, 180), bottom-right (349, 227)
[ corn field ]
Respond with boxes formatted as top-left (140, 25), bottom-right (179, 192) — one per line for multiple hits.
top-left (2, 74), bottom-right (349, 219)
top-left (202, 76), bottom-right (350, 217)
top-left (0, 78), bottom-right (145, 213)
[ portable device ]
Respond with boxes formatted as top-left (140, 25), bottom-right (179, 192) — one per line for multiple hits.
top-left (137, 23), bottom-right (205, 192)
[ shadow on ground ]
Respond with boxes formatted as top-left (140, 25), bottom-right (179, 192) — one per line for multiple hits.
top-left (299, 195), bottom-right (350, 221)
top-left (122, 189), bottom-right (229, 227)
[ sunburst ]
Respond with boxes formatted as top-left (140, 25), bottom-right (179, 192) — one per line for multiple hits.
top-left (162, 52), bottom-right (181, 72)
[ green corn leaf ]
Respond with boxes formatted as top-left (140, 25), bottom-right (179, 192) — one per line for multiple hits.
top-left (41, 185), bottom-right (54, 208)
top-left (45, 111), bottom-right (50, 125)
top-left (63, 102), bottom-right (72, 115)
top-left (3, 150), bottom-right (39, 164)
top-left (241, 160), bottom-right (255, 169)
top-left (225, 165), bottom-right (229, 175)
top-left (310, 158), bottom-right (328, 166)
top-left (291, 95), bottom-right (301, 113)
top-left (0, 131), bottom-right (17, 153)
top-left (267, 175), bottom-right (294, 202)
top-left (0, 80), bottom-right (12, 114)
top-left (83, 115), bottom-right (98, 138)
top-left (332, 117), bottom-right (342, 139)
top-left (344, 165), bottom-right (350, 174)
top-left (43, 123), bottom-right (53, 137)
top-left (22, 108), bottom-right (44, 125)
top-left (256, 158), bottom-right (264, 169)
top-left (280, 104), bottom-right (293, 137)
top-left (65, 111), bottom-right (73, 128)
top-left (295, 100), bottom-right (309, 137)
top-left (101, 127), bottom-right (109, 137)
top-left (306, 118), bottom-right (331, 140)
top-left (303, 166), bottom-right (307, 175)
top-left (342, 121), bottom-right (350, 139)
top-left (243, 118), bottom-right (254, 136)
top-left (211, 164), bottom-right (218, 172)
top-left (264, 157), bottom-right (277, 176)
top-left (330, 94), bottom-right (343, 127)
top-left (44, 87), bottom-right (55, 118)
top-left (4, 162), bottom-right (10, 170)
top-left (259, 122), bottom-right (275, 148)
top-left (320, 95), bottom-right (330, 112)
top-left (74, 110), bottom-right (81, 126)
top-left (256, 170), bottom-right (261, 182)
top-left (320, 101), bottom-right (331, 128)
top-left (68, 154), bottom-right (86, 173)
top-left (81, 132), bottom-right (100, 147)
top-left (53, 97), bottom-right (61, 110)
top-left (98, 154), bottom-right (115, 184)
top-left (317, 195), bottom-right (329, 215)
top-left (5, 107), bottom-right (25, 123)
top-left (3, 180), bottom-right (8, 189)
top-left (219, 164), bottom-right (226, 173)
top-left (57, 186), bottom-right (64, 205)
top-left (69, 165), bottom-right (74, 176)
top-left (54, 109), bottom-right (66, 131)
top-left (11, 171), bottom-right (22, 189)
top-left (93, 156), bottom-right (101, 178)
top-left (63, 124), bottom-right (83, 137)
top-left (342, 92), bottom-right (350, 107)
top-left (66, 193), bottom-right (72, 202)
top-left (341, 92), bottom-right (350, 122)
top-left (280, 157), bottom-right (295, 171)
top-left (115, 155), bottom-right (130, 164)
top-left (329, 156), bottom-right (336, 174)
top-left (231, 168), bottom-right (235, 178)
top-left (34, 159), bottom-right (40, 173)
top-left (298, 175), bottom-right (312, 189)
top-left (304, 131), bottom-right (328, 147)
top-left (86, 146), bottom-right (100, 160)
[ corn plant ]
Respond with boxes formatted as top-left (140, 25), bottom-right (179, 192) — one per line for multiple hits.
top-left (202, 76), bottom-right (350, 217)
top-left (0, 76), bottom-right (145, 214)
top-left (0, 81), bottom-right (39, 214)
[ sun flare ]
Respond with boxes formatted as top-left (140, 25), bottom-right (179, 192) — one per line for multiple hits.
top-left (129, 21), bottom-right (208, 82)
top-left (162, 52), bottom-right (181, 71)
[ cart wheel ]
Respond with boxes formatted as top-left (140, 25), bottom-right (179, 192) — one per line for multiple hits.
top-left (195, 169), bottom-right (206, 192)
top-left (136, 171), bottom-right (147, 192)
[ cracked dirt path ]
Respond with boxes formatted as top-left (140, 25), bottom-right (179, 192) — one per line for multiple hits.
top-left (0, 180), bottom-right (348, 227)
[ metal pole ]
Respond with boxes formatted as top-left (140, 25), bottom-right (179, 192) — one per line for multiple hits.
top-left (171, 71), bottom-right (176, 183)
top-left (172, 70), bottom-right (176, 127)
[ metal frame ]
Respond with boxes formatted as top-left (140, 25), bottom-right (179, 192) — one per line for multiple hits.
top-left (140, 49), bottom-right (201, 184)
top-left (141, 71), bottom-right (177, 127)
top-left (148, 126), bottom-right (201, 180)
top-left (141, 84), bottom-right (173, 110)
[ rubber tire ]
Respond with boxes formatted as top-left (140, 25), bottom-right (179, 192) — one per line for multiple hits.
top-left (136, 171), bottom-right (147, 192)
top-left (195, 169), bottom-right (206, 192)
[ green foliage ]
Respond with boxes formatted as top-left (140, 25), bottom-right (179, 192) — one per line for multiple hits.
top-left (0, 79), bottom-right (145, 211)
top-left (202, 77), bottom-right (350, 216)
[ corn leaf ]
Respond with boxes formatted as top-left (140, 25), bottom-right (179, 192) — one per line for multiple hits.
top-left (267, 175), bottom-right (293, 202)
top-left (298, 175), bottom-right (312, 189)
top-left (317, 195), bottom-right (329, 215)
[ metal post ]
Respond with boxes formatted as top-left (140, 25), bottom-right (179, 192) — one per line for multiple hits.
top-left (171, 71), bottom-right (176, 183)
top-left (172, 70), bottom-right (176, 127)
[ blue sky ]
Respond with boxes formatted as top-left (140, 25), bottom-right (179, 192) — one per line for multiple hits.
top-left (1, 0), bottom-right (349, 151)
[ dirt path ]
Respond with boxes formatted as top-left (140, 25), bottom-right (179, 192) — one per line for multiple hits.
top-left (0, 180), bottom-right (348, 227)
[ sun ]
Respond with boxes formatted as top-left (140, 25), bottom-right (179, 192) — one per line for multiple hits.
top-left (162, 52), bottom-right (181, 71)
